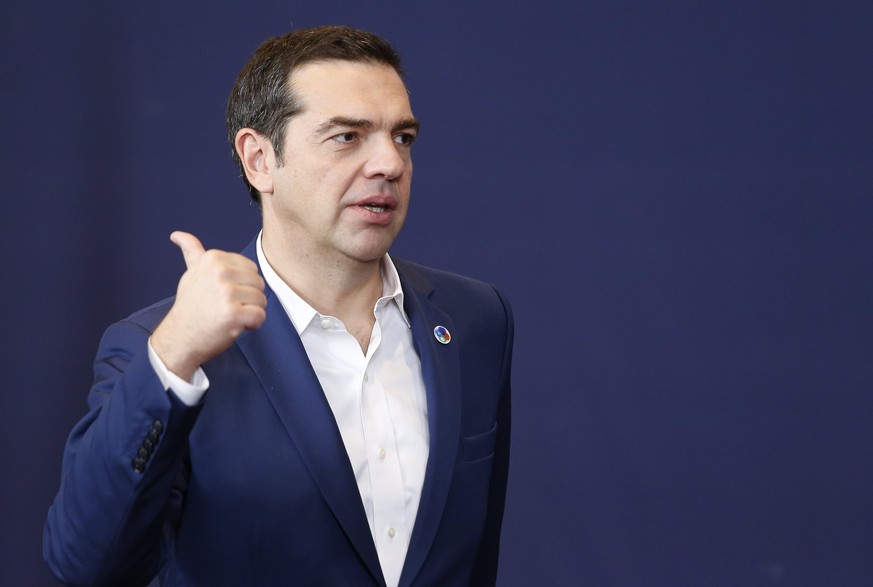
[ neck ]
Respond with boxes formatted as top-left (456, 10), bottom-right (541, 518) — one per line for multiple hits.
top-left (261, 228), bottom-right (385, 335)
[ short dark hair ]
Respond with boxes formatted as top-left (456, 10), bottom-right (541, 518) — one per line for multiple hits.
top-left (226, 25), bottom-right (405, 204)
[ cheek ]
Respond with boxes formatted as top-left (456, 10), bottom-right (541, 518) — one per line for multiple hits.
top-left (316, 162), bottom-right (358, 193)
top-left (400, 172), bottom-right (412, 205)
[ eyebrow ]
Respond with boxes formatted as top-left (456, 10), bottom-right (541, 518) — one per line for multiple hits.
top-left (315, 116), bottom-right (421, 136)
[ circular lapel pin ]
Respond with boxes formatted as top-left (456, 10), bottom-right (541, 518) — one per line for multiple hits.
top-left (433, 325), bottom-right (451, 345)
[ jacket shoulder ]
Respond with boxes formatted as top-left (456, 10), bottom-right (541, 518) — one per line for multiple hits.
top-left (393, 257), bottom-right (513, 327)
top-left (120, 296), bottom-right (175, 332)
top-left (393, 258), bottom-right (508, 300)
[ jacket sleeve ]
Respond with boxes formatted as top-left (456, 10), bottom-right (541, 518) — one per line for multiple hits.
top-left (44, 317), bottom-right (202, 587)
top-left (471, 286), bottom-right (514, 586)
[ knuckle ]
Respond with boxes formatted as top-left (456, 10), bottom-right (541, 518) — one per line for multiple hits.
top-left (200, 249), bottom-right (219, 264)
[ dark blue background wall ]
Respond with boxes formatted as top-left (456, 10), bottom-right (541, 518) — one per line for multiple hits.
top-left (2, 1), bottom-right (871, 585)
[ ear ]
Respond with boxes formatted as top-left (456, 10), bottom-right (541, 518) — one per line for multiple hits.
top-left (235, 128), bottom-right (274, 196)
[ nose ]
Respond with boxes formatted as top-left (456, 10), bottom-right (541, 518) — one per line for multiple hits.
top-left (363, 134), bottom-right (407, 181)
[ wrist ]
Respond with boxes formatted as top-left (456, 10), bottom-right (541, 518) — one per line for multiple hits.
top-left (151, 316), bottom-right (202, 382)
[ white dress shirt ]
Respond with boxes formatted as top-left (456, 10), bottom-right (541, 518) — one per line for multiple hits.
top-left (149, 234), bottom-right (429, 587)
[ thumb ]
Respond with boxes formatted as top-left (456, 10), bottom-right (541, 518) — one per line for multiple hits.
top-left (169, 231), bottom-right (206, 269)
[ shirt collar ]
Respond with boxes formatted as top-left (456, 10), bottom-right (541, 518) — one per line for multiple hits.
top-left (255, 231), bottom-right (410, 335)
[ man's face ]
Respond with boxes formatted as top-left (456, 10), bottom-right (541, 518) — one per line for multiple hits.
top-left (261, 60), bottom-right (418, 265)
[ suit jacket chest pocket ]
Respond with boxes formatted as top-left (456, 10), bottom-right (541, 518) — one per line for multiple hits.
top-left (461, 422), bottom-right (498, 462)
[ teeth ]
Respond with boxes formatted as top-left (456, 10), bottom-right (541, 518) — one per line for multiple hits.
top-left (362, 205), bottom-right (386, 213)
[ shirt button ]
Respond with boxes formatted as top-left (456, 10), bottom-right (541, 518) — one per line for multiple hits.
top-left (379, 447), bottom-right (387, 459)
top-left (320, 319), bottom-right (331, 329)
top-left (388, 528), bottom-right (396, 538)
top-left (363, 373), bottom-right (369, 382)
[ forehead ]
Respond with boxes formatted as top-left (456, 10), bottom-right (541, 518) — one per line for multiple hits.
top-left (289, 60), bottom-right (412, 120)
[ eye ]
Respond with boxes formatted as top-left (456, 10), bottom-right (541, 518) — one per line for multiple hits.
top-left (332, 132), bottom-right (358, 144)
top-left (394, 132), bottom-right (416, 146)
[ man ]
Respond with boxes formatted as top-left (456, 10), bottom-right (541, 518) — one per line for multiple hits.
top-left (44, 25), bottom-right (513, 587)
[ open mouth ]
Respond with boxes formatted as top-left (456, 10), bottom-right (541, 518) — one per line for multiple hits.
top-left (360, 204), bottom-right (389, 213)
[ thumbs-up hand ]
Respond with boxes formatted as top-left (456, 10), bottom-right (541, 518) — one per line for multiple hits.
top-left (170, 230), bottom-right (207, 269)
top-left (151, 231), bottom-right (267, 381)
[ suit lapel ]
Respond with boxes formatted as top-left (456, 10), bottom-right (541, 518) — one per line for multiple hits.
top-left (395, 262), bottom-right (462, 587)
top-left (234, 241), bottom-right (385, 585)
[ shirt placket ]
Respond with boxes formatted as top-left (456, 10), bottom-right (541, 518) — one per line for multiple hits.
top-left (361, 308), bottom-right (407, 586)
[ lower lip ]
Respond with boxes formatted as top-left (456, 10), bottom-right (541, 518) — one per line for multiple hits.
top-left (352, 205), bottom-right (396, 226)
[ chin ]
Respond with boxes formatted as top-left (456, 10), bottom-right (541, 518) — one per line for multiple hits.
top-left (354, 248), bottom-right (391, 263)
top-left (344, 232), bottom-right (399, 262)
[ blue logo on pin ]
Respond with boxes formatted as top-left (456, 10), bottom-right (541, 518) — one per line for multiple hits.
top-left (433, 325), bottom-right (451, 345)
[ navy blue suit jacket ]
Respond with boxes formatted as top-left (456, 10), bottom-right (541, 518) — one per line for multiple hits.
top-left (45, 240), bottom-right (513, 587)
